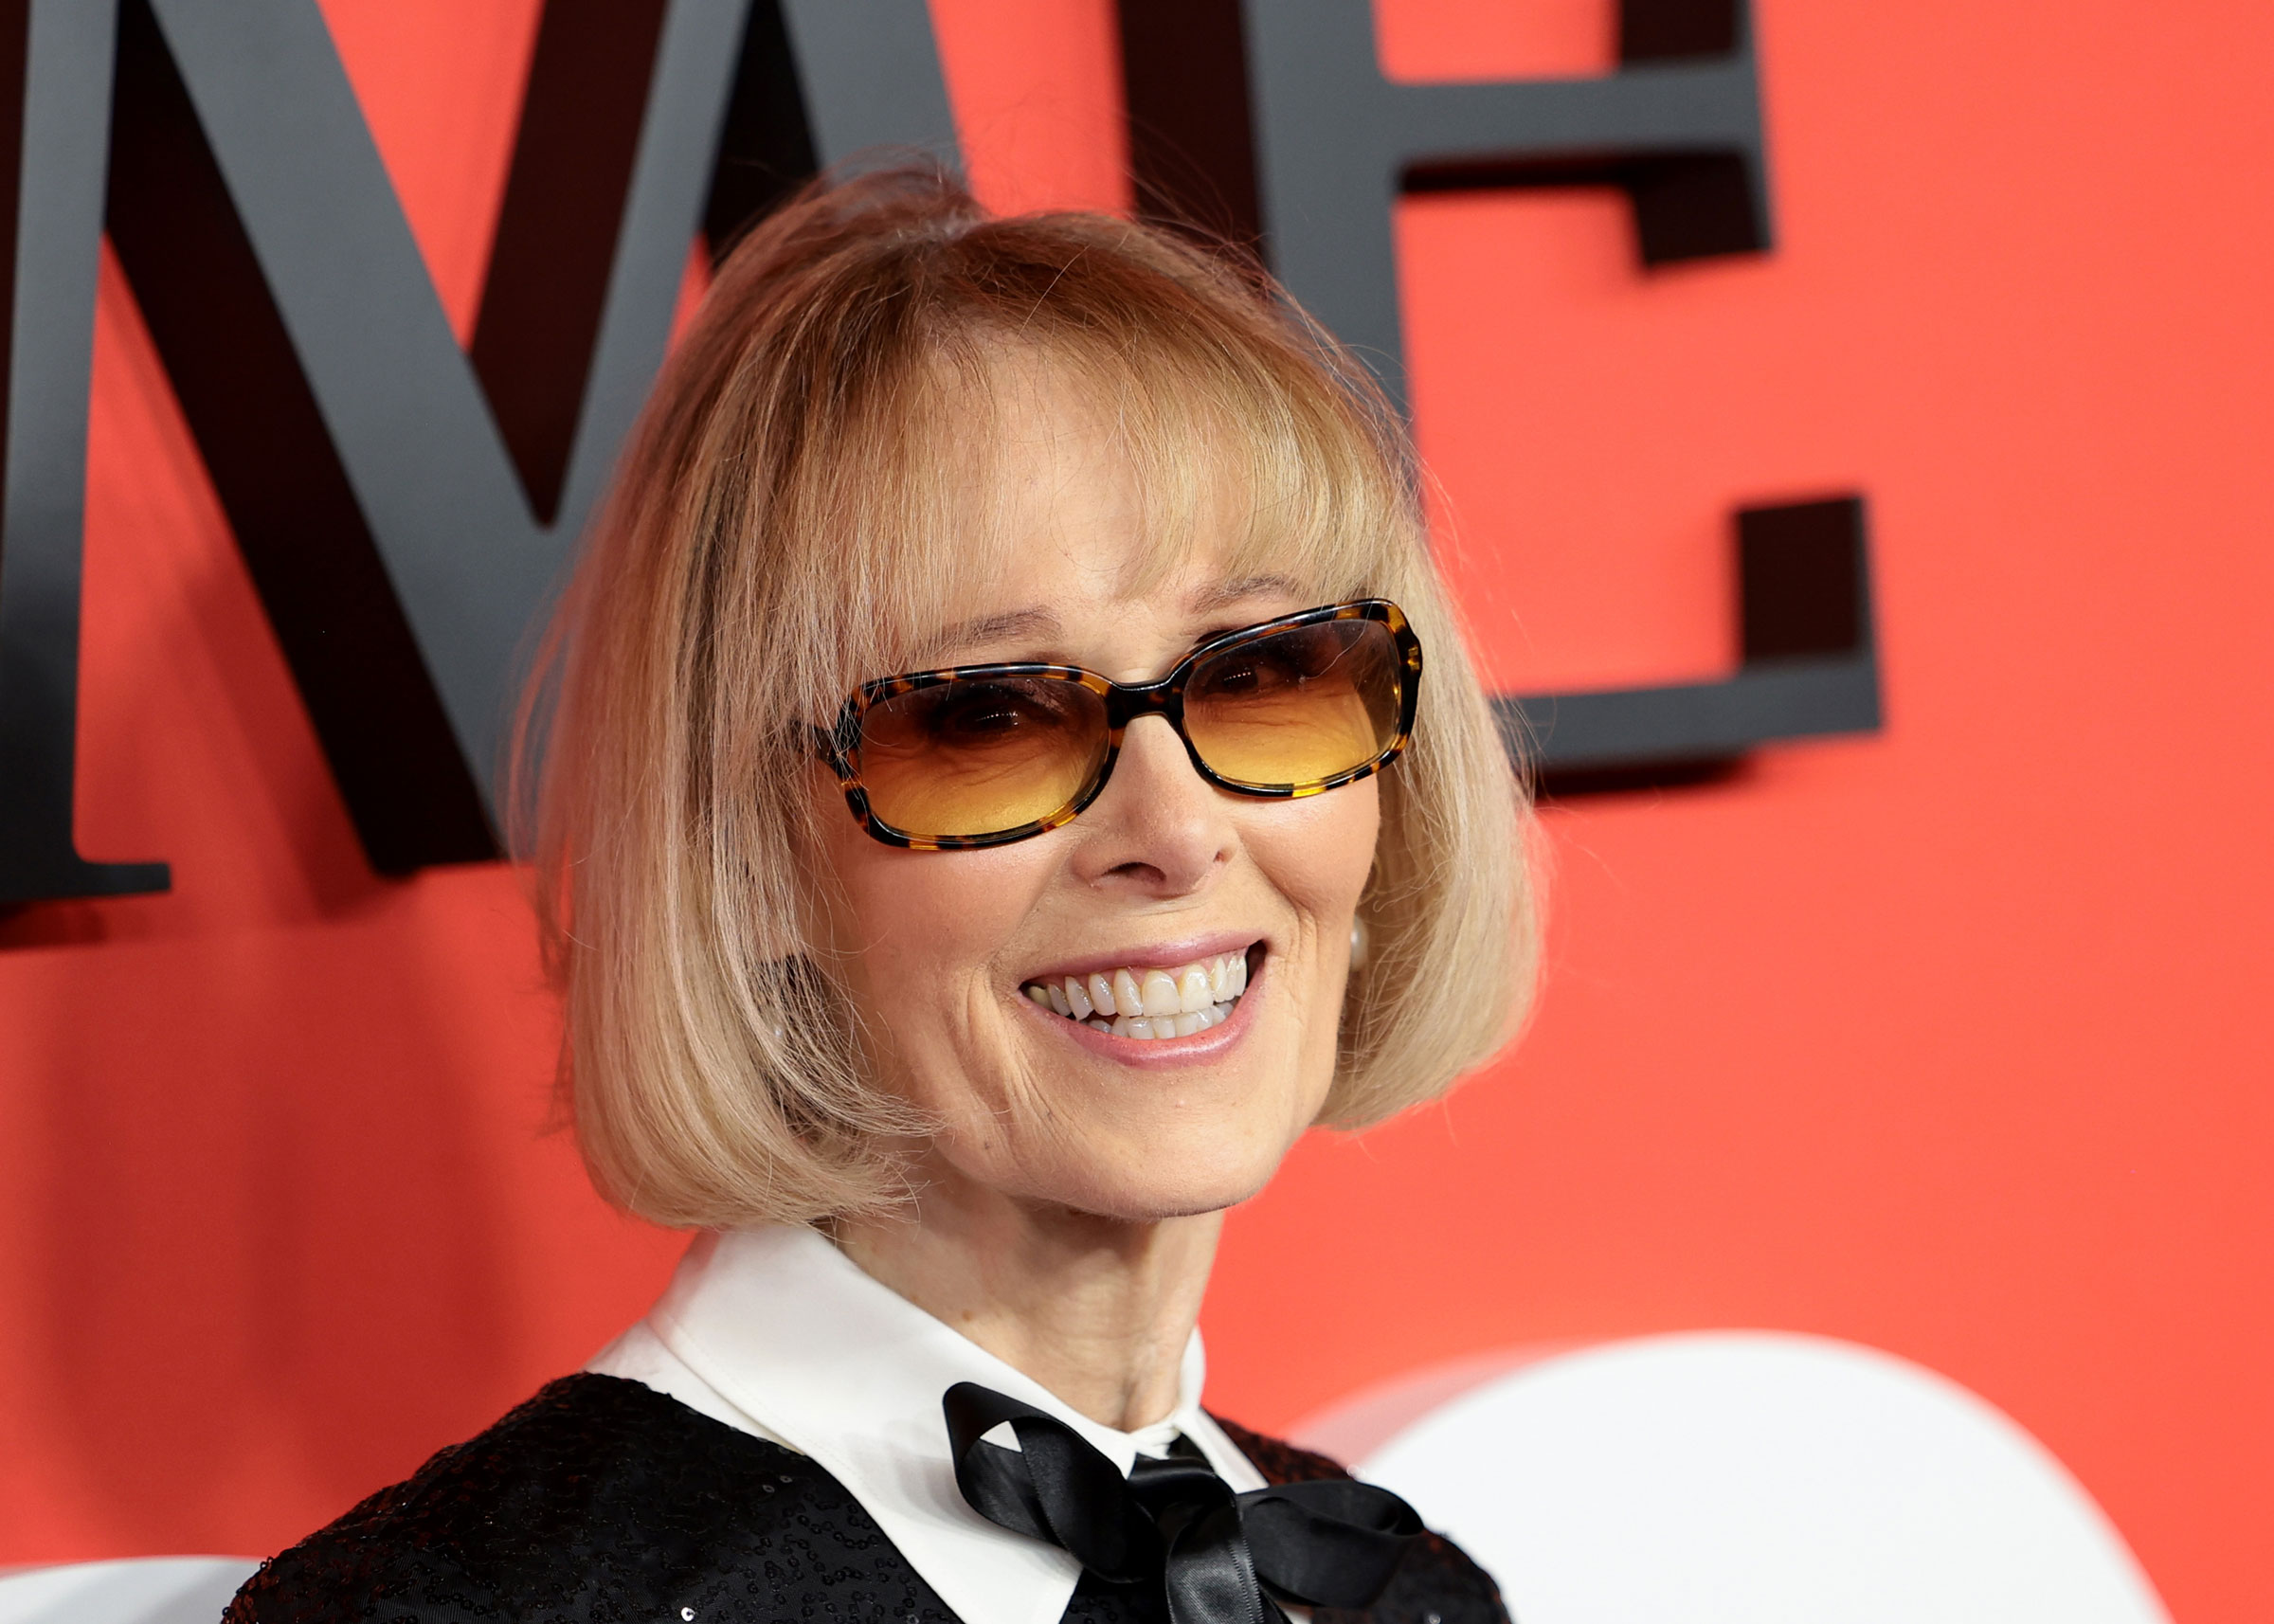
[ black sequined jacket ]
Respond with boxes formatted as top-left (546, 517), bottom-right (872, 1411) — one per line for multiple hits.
top-left (224, 1372), bottom-right (1509, 1624)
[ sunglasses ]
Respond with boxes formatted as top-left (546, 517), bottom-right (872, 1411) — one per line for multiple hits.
top-left (814, 600), bottom-right (1422, 850)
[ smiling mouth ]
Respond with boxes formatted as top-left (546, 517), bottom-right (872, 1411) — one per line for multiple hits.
top-left (1020, 947), bottom-right (1254, 1041)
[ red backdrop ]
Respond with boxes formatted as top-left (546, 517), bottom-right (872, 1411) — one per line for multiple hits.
top-left (5, 2), bottom-right (2270, 1618)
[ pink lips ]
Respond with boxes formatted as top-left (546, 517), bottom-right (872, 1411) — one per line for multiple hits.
top-left (1017, 933), bottom-right (1260, 986)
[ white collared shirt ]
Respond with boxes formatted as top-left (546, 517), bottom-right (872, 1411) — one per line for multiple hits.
top-left (586, 1225), bottom-right (1271, 1624)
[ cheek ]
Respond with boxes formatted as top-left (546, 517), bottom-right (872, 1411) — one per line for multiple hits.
top-left (818, 814), bottom-right (1051, 1028)
top-left (1246, 780), bottom-right (1380, 1119)
top-left (1246, 777), bottom-right (1381, 920)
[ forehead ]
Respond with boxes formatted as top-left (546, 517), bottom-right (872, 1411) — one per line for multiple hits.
top-left (927, 352), bottom-right (1335, 601)
top-left (812, 331), bottom-right (1393, 693)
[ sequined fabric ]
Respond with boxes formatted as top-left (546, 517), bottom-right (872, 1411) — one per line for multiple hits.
top-left (226, 1374), bottom-right (1509, 1624)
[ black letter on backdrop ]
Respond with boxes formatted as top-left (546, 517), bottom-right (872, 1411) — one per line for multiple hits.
top-left (0, 0), bottom-right (169, 902)
top-left (0, 0), bottom-right (961, 905)
top-left (1509, 495), bottom-right (1881, 784)
top-left (1121, 0), bottom-right (1881, 784)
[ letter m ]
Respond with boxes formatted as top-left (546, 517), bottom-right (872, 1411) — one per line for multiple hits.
top-left (0, 0), bottom-right (959, 903)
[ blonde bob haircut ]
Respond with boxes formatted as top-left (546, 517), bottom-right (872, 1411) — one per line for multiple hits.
top-left (523, 167), bottom-right (1539, 1229)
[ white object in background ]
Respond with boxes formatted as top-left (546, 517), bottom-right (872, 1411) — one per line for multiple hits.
top-left (1300, 1331), bottom-right (2171, 1624)
top-left (0, 1558), bottom-right (257, 1624)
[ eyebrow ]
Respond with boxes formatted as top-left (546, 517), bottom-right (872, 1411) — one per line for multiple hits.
top-left (927, 573), bottom-right (1308, 661)
top-left (1190, 572), bottom-right (1304, 614)
top-left (931, 607), bottom-right (1060, 657)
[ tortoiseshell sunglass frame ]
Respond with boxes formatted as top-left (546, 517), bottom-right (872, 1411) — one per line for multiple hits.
top-left (813, 599), bottom-right (1424, 852)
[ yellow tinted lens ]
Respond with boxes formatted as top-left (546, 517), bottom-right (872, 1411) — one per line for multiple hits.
top-left (1184, 619), bottom-right (1402, 788)
top-left (857, 677), bottom-right (1108, 839)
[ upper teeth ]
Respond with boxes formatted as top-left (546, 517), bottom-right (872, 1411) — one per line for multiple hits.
top-left (1021, 951), bottom-right (1250, 1040)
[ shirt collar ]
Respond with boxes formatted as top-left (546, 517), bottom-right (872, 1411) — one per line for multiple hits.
top-left (644, 1225), bottom-right (1264, 1624)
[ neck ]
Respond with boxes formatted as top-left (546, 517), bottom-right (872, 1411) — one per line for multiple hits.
top-left (833, 1168), bottom-right (1222, 1433)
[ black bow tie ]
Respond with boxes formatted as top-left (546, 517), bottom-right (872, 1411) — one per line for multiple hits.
top-left (944, 1381), bottom-right (1422, 1624)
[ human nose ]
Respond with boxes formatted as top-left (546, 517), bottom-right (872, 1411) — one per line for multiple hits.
top-left (1067, 714), bottom-right (1234, 895)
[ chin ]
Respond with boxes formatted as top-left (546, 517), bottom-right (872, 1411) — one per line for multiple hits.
top-left (1034, 1139), bottom-right (1292, 1223)
top-left (1051, 1186), bottom-right (1267, 1225)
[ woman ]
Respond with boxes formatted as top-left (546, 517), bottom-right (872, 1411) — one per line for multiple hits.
top-left (228, 167), bottom-right (1536, 1624)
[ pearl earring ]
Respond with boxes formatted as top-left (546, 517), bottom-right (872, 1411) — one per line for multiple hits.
top-left (1348, 916), bottom-right (1370, 972)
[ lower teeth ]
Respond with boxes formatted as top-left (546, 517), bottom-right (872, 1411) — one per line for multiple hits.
top-left (1085, 1001), bottom-right (1238, 1040)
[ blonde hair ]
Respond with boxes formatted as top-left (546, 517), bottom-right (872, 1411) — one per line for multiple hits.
top-left (522, 167), bottom-right (1538, 1227)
